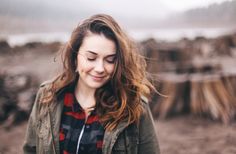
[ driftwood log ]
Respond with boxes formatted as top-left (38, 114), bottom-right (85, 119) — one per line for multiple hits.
top-left (143, 34), bottom-right (236, 123)
top-left (150, 73), bottom-right (236, 124)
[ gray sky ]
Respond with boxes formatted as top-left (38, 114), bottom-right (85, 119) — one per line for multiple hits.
top-left (1, 0), bottom-right (232, 20)
top-left (56, 0), bottom-right (232, 18)
top-left (0, 0), bottom-right (233, 34)
top-left (8, 0), bottom-right (230, 19)
top-left (159, 0), bottom-right (231, 11)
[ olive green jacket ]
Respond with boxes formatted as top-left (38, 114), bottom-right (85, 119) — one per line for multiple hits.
top-left (23, 81), bottom-right (160, 154)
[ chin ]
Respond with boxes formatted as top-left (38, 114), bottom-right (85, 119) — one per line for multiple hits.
top-left (88, 82), bottom-right (106, 89)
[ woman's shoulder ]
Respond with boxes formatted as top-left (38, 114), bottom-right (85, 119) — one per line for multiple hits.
top-left (38, 74), bottom-right (65, 96)
top-left (39, 78), bottom-right (55, 88)
top-left (37, 77), bottom-right (63, 103)
top-left (38, 79), bottom-right (54, 94)
top-left (38, 76), bottom-right (72, 103)
top-left (140, 95), bottom-right (153, 118)
top-left (34, 79), bottom-right (56, 104)
top-left (39, 74), bottom-right (66, 90)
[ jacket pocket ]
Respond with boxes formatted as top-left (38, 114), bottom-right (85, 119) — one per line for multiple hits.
top-left (112, 134), bottom-right (126, 154)
top-left (112, 130), bottom-right (138, 154)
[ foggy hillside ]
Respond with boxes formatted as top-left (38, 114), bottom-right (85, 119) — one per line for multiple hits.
top-left (162, 0), bottom-right (236, 28)
top-left (183, 0), bottom-right (236, 26)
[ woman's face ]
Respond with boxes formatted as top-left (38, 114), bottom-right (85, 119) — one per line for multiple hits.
top-left (76, 32), bottom-right (117, 90)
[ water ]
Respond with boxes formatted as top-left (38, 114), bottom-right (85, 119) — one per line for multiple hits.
top-left (4, 32), bottom-right (70, 47)
top-left (129, 27), bottom-right (236, 42)
top-left (3, 27), bottom-right (235, 47)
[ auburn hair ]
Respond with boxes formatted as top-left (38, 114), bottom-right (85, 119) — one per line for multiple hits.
top-left (43, 14), bottom-right (155, 131)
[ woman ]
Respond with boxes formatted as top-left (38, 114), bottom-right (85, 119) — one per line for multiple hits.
top-left (23, 14), bottom-right (160, 154)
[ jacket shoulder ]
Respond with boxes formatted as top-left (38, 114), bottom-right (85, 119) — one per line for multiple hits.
top-left (141, 95), bottom-right (149, 104)
top-left (39, 79), bottom-right (54, 88)
top-left (35, 79), bottom-right (55, 104)
top-left (139, 95), bottom-right (152, 122)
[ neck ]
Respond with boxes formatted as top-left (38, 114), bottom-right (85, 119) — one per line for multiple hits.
top-left (74, 79), bottom-right (96, 110)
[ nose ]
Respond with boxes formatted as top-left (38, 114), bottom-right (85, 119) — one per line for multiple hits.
top-left (94, 60), bottom-right (105, 73)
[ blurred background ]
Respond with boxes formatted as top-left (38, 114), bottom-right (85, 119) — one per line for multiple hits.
top-left (1, 0), bottom-right (236, 153)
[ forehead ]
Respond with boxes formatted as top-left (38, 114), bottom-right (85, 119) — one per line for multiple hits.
top-left (79, 33), bottom-right (116, 55)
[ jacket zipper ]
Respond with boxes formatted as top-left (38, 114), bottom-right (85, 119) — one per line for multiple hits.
top-left (76, 115), bottom-right (88, 154)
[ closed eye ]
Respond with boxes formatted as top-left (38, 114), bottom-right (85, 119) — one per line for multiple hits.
top-left (85, 52), bottom-right (97, 61)
top-left (87, 57), bottom-right (96, 61)
top-left (106, 56), bottom-right (116, 63)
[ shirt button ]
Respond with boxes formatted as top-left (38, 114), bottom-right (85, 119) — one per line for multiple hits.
top-left (86, 125), bottom-right (90, 129)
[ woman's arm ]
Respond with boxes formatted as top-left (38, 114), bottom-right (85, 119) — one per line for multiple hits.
top-left (22, 87), bottom-right (42, 154)
top-left (138, 101), bottom-right (160, 154)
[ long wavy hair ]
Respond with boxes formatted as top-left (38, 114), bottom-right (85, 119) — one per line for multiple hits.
top-left (43, 14), bottom-right (155, 131)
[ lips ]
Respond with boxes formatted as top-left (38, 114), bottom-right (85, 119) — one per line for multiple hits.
top-left (90, 74), bottom-right (106, 81)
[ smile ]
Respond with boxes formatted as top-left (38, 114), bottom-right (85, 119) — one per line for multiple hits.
top-left (90, 74), bottom-right (106, 81)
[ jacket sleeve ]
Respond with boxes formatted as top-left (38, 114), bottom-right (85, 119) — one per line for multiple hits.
top-left (22, 87), bottom-right (43, 154)
top-left (138, 100), bottom-right (160, 154)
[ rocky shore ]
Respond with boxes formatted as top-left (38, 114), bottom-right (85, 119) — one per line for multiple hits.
top-left (0, 41), bottom-right (62, 128)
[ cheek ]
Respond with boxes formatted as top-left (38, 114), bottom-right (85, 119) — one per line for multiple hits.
top-left (77, 57), bottom-right (93, 73)
top-left (106, 64), bottom-right (115, 74)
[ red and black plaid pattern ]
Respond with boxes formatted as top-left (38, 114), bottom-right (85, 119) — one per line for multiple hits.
top-left (59, 85), bottom-right (104, 154)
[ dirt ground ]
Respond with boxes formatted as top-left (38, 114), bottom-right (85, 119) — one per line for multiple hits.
top-left (0, 116), bottom-right (236, 154)
top-left (156, 116), bottom-right (236, 154)
top-left (1, 44), bottom-right (236, 154)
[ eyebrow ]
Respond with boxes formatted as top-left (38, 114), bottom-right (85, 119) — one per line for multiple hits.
top-left (86, 50), bottom-right (116, 57)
